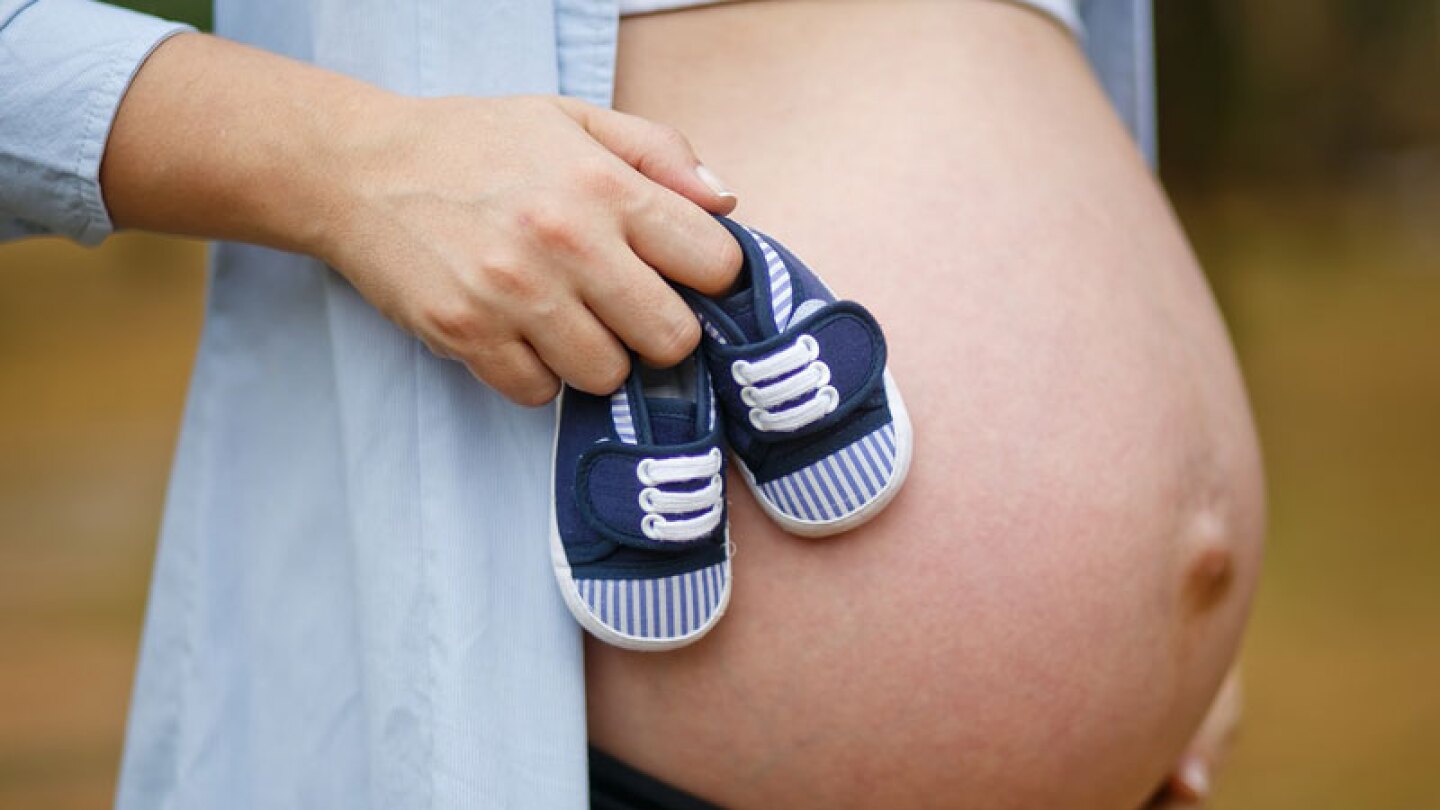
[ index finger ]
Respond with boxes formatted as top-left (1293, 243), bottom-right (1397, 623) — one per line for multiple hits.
top-left (623, 183), bottom-right (743, 296)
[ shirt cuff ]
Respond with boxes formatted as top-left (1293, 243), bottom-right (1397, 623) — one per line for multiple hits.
top-left (0, 0), bottom-right (194, 245)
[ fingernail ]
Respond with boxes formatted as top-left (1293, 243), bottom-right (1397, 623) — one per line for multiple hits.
top-left (1178, 758), bottom-right (1211, 799)
top-left (695, 164), bottom-right (736, 198)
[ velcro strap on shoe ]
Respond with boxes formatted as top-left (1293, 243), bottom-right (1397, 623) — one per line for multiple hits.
top-left (704, 301), bottom-right (887, 442)
top-left (575, 441), bottom-right (727, 552)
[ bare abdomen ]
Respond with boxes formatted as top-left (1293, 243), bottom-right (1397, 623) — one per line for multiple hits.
top-left (589, 3), bottom-right (1265, 807)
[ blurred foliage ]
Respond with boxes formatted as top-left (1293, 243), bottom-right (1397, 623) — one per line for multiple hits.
top-left (116, 0), bottom-right (209, 31)
top-left (1158, 1), bottom-right (1440, 191)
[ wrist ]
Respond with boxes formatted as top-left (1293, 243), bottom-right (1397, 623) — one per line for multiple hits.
top-left (99, 32), bottom-right (414, 259)
top-left (279, 82), bottom-right (410, 265)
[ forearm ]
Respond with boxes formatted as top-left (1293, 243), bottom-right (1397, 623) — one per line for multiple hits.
top-left (95, 27), bottom-right (742, 405)
top-left (100, 32), bottom-right (394, 260)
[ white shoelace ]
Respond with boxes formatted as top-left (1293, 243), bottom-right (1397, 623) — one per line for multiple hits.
top-left (637, 447), bottom-right (724, 542)
top-left (730, 334), bottom-right (839, 432)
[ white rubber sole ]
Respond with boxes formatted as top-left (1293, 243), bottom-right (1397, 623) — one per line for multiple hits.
top-left (548, 390), bottom-right (733, 653)
top-left (738, 369), bottom-right (914, 538)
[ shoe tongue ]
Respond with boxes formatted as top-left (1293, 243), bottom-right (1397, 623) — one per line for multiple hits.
top-left (645, 398), bottom-right (698, 445)
top-left (721, 280), bottom-right (764, 339)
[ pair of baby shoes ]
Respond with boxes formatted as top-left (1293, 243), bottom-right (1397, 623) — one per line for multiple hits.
top-left (548, 217), bottom-right (914, 651)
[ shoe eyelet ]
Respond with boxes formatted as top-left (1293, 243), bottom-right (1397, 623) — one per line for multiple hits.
top-left (798, 334), bottom-right (820, 360)
top-left (640, 513), bottom-right (663, 539)
top-left (637, 486), bottom-right (658, 512)
top-left (739, 385), bottom-right (760, 408)
top-left (636, 458), bottom-right (657, 487)
top-left (730, 359), bottom-right (753, 386)
top-left (820, 385), bottom-right (840, 414)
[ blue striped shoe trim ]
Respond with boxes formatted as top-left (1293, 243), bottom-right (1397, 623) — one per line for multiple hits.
top-left (575, 562), bottom-right (729, 641)
top-left (610, 388), bottom-right (637, 444)
top-left (757, 422), bottom-right (898, 522)
top-left (697, 311), bottom-right (729, 346)
top-left (741, 226), bottom-right (793, 331)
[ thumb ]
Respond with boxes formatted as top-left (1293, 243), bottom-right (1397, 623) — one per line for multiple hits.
top-left (557, 98), bottom-right (738, 214)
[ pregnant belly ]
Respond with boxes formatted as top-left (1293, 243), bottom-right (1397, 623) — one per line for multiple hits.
top-left (591, 3), bottom-right (1266, 808)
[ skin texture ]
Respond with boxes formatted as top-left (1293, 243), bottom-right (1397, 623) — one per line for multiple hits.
top-left (586, 2), bottom-right (1265, 808)
top-left (101, 34), bottom-right (742, 403)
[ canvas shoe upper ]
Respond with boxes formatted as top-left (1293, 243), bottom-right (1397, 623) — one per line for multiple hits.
top-left (681, 217), bottom-right (914, 537)
top-left (549, 355), bottom-right (731, 651)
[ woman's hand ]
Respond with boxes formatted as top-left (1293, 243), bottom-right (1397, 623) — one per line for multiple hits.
top-left (1148, 666), bottom-right (1243, 808)
top-left (320, 94), bottom-right (740, 404)
top-left (103, 33), bottom-right (740, 405)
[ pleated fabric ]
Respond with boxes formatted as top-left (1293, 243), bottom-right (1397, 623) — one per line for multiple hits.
top-left (116, 2), bottom-right (617, 808)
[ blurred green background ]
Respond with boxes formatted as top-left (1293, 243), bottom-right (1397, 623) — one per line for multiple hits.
top-left (1, 2), bottom-right (1437, 808)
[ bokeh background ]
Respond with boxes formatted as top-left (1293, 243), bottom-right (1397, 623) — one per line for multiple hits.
top-left (1, 2), bottom-right (1437, 807)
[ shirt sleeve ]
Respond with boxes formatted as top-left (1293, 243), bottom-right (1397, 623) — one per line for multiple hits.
top-left (1, 0), bottom-right (193, 245)
top-left (1080, 0), bottom-right (1156, 165)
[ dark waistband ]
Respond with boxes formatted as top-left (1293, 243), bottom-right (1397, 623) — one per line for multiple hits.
top-left (590, 747), bottom-right (722, 810)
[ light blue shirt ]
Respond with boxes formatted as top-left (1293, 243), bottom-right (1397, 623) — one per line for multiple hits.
top-left (0, 1), bottom-right (1152, 807)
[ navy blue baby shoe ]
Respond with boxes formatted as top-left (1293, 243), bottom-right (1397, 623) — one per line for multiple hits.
top-left (681, 217), bottom-right (913, 537)
top-left (549, 355), bottom-right (732, 651)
